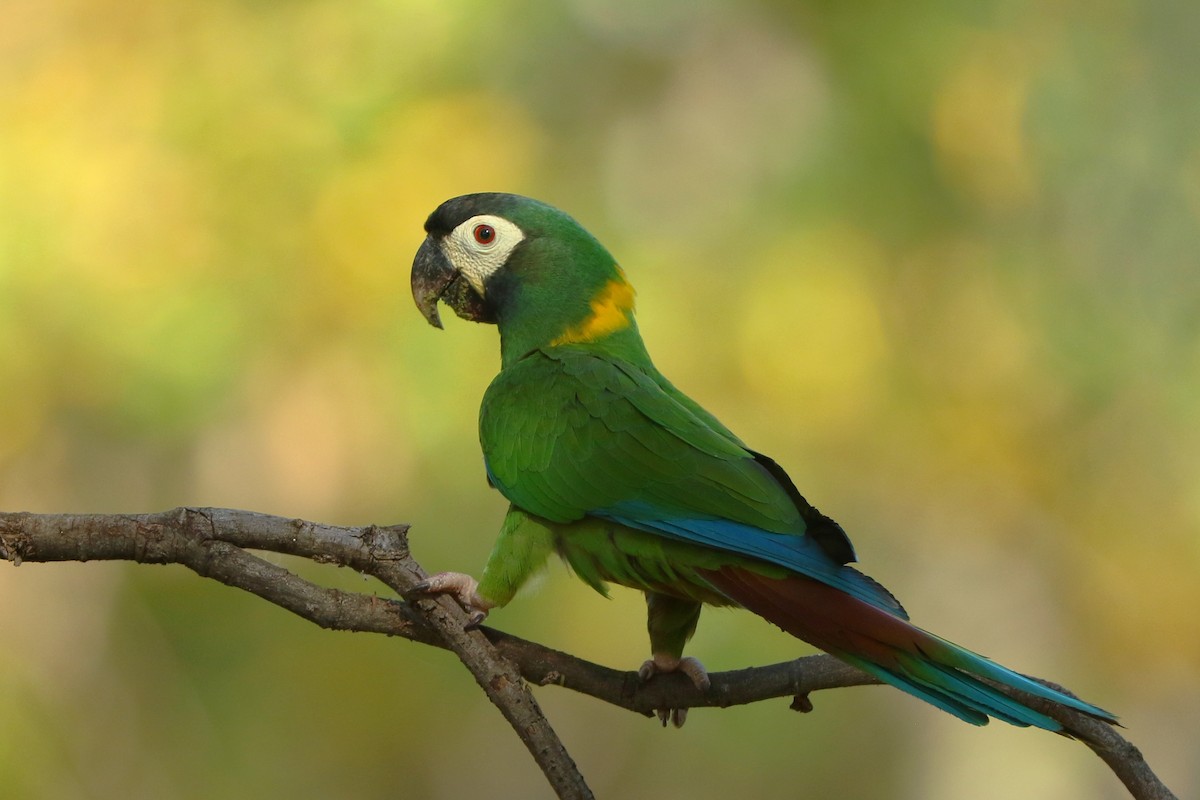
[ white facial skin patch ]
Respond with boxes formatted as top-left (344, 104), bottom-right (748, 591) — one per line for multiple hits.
top-left (442, 214), bottom-right (526, 295)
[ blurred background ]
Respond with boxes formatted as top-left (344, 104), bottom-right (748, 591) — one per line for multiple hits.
top-left (2, 0), bottom-right (1198, 798)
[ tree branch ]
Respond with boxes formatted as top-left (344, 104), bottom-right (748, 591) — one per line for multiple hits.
top-left (0, 508), bottom-right (1177, 800)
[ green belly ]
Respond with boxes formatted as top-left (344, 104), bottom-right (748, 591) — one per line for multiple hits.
top-left (551, 515), bottom-right (739, 607)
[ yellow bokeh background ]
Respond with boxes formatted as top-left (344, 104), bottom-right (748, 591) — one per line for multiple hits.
top-left (3, 1), bottom-right (1198, 798)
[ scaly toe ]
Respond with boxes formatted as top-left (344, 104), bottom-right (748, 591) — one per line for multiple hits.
top-left (639, 653), bottom-right (708, 728)
top-left (639, 653), bottom-right (710, 691)
top-left (408, 572), bottom-right (492, 628)
top-left (655, 708), bottom-right (688, 727)
top-left (676, 656), bottom-right (711, 692)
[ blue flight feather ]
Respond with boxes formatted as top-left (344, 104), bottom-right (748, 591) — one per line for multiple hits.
top-left (594, 505), bottom-right (909, 619)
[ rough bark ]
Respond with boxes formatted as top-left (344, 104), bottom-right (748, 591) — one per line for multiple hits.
top-left (0, 508), bottom-right (1177, 800)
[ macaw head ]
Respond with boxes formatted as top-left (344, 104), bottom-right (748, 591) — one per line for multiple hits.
top-left (411, 193), bottom-right (641, 362)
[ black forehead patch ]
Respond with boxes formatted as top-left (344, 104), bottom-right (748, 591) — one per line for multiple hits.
top-left (423, 193), bottom-right (528, 237)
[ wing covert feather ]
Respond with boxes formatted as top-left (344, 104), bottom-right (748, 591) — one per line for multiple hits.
top-left (478, 348), bottom-right (904, 615)
top-left (480, 348), bottom-right (802, 531)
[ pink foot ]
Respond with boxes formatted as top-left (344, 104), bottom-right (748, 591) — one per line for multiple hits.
top-left (638, 653), bottom-right (710, 728)
top-left (412, 572), bottom-right (492, 627)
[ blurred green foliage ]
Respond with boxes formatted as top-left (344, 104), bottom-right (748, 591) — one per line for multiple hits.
top-left (2, 1), bottom-right (1198, 798)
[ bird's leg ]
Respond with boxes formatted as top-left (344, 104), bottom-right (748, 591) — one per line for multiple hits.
top-left (409, 507), bottom-right (556, 629)
top-left (411, 572), bottom-right (494, 628)
top-left (642, 592), bottom-right (707, 727)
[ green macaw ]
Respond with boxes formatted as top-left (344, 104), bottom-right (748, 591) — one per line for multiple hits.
top-left (409, 192), bottom-right (1115, 729)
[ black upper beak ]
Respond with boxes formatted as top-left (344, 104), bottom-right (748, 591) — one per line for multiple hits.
top-left (410, 236), bottom-right (497, 328)
top-left (411, 237), bottom-right (455, 329)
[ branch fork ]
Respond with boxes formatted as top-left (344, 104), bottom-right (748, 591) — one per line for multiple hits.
top-left (0, 508), bottom-right (1177, 800)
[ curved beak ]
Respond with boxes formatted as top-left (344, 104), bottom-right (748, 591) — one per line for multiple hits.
top-left (410, 236), bottom-right (496, 328)
top-left (411, 237), bottom-right (456, 329)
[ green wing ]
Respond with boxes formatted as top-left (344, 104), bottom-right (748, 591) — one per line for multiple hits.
top-left (477, 347), bottom-right (905, 613)
top-left (480, 346), bottom-right (802, 533)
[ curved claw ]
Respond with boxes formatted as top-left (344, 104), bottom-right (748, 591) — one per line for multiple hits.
top-left (639, 653), bottom-right (710, 728)
top-left (409, 571), bottom-right (492, 629)
top-left (656, 708), bottom-right (688, 728)
top-left (638, 654), bottom-right (711, 691)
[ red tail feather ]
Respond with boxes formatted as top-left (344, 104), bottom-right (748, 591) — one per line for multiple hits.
top-left (698, 565), bottom-right (1117, 728)
top-left (699, 566), bottom-right (931, 670)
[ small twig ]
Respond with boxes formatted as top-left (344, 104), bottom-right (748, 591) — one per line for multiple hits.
top-left (0, 508), bottom-right (1177, 800)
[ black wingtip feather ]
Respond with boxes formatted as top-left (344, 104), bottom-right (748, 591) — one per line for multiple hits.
top-left (749, 450), bottom-right (858, 565)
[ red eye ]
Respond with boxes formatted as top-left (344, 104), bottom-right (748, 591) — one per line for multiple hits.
top-left (473, 224), bottom-right (496, 245)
